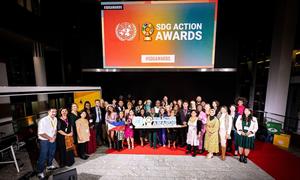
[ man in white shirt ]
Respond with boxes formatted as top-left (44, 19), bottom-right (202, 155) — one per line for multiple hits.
top-left (37, 108), bottom-right (57, 179)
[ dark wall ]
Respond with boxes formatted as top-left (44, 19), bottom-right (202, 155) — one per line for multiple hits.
top-left (82, 72), bottom-right (237, 106)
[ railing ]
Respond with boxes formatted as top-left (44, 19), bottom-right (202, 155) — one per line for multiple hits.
top-left (254, 110), bottom-right (300, 134)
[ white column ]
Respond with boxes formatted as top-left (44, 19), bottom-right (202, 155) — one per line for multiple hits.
top-left (33, 42), bottom-right (48, 102)
top-left (264, 0), bottom-right (298, 123)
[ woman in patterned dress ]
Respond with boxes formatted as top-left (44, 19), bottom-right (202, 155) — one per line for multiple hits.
top-left (204, 109), bottom-right (220, 159)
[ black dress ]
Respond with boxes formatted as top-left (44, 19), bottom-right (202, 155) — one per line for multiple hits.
top-left (57, 118), bottom-right (75, 167)
top-left (68, 112), bottom-right (79, 144)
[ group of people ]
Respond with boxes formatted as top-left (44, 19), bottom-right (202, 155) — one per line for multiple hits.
top-left (36, 95), bottom-right (258, 179)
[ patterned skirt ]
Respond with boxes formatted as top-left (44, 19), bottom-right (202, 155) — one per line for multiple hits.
top-left (236, 134), bottom-right (255, 149)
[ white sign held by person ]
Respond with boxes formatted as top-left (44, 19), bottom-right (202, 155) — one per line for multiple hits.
top-left (132, 116), bottom-right (177, 128)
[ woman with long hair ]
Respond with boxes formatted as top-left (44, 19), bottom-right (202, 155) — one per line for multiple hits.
top-left (105, 105), bottom-right (117, 149)
top-left (57, 108), bottom-right (75, 167)
top-left (236, 108), bottom-right (258, 163)
top-left (125, 109), bottom-right (135, 149)
top-left (68, 103), bottom-right (79, 156)
top-left (186, 110), bottom-right (202, 157)
top-left (217, 106), bottom-right (233, 160)
top-left (139, 108), bottom-right (146, 146)
top-left (212, 100), bottom-right (220, 115)
top-left (84, 101), bottom-right (97, 154)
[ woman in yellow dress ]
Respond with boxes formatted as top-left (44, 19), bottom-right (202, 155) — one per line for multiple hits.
top-left (204, 109), bottom-right (220, 159)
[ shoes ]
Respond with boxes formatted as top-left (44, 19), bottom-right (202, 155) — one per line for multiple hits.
top-left (46, 165), bottom-right (56, 171)
top-left (221, 147), bottom-right (226, 161)
top-left (80, 155), bottom-right (88, 160)
top-left (206, 153), bottom-right (213, 159)
top-left (243, 156), bottom-right (248, 163)
top-left (239, 155), bottom-right (244, 162)
top-left (37, 172), bottom-right (45, 179)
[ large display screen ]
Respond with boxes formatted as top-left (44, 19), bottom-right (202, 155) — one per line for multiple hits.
top-left (101, 0), bottom-right (218, 69)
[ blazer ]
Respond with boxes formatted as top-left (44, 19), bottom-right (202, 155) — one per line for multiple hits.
top-left (91, 106), bottom-right (104, 124)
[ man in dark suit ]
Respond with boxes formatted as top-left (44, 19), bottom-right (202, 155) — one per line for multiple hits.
top-left (178, 101), bottom-right (190, 147)
top-left (116, 100), bottom-right (125, 113)
top-left (91, 99), bottom-right (104, 146)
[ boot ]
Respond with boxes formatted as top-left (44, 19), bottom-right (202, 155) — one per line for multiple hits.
top-left (221, 147), bottom-right (226, 160)
top-left (192, 146), bottom-right (197, 157)
top-left (239, 155), bottom-right (244, 162)
top-left (186, 144), bottom-right (191, 154)
top-left (227, 139), bottom-right (232, 152)
top-left (243, 156), bottom-right (248, 164)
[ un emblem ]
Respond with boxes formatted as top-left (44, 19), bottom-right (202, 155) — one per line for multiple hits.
top-left (115, 22), bottom-right (137, 41)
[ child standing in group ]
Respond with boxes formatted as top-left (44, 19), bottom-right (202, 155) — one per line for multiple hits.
top-left (125, 109), bottom-right (135, 149)
top-left (186, 110), bottom-right (202, 157)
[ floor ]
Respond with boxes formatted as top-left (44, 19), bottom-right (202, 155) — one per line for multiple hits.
top-left (72, 153), bottom-right (273, 180)
top-left (3, 141), bottom-right (300, 180)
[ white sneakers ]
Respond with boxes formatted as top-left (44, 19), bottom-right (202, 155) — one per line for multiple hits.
top-left (37, 172), bottom-right (45, 179)
top-left (46, 165), bottom-right (56, 170)
top-left (206, 152), bottom-right (213, 159)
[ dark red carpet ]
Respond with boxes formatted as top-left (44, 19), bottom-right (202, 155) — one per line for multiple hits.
top-left (249, 141), bottom-right (300, 180)
top-left (106, 141), bottom-right (300, 179)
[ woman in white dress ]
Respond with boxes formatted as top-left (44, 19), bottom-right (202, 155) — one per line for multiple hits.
top-left (186, 110), bottom-right (202, 157)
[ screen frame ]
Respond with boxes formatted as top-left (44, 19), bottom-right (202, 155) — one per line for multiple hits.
top-left (100, 0), bottom-right (219, 69)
